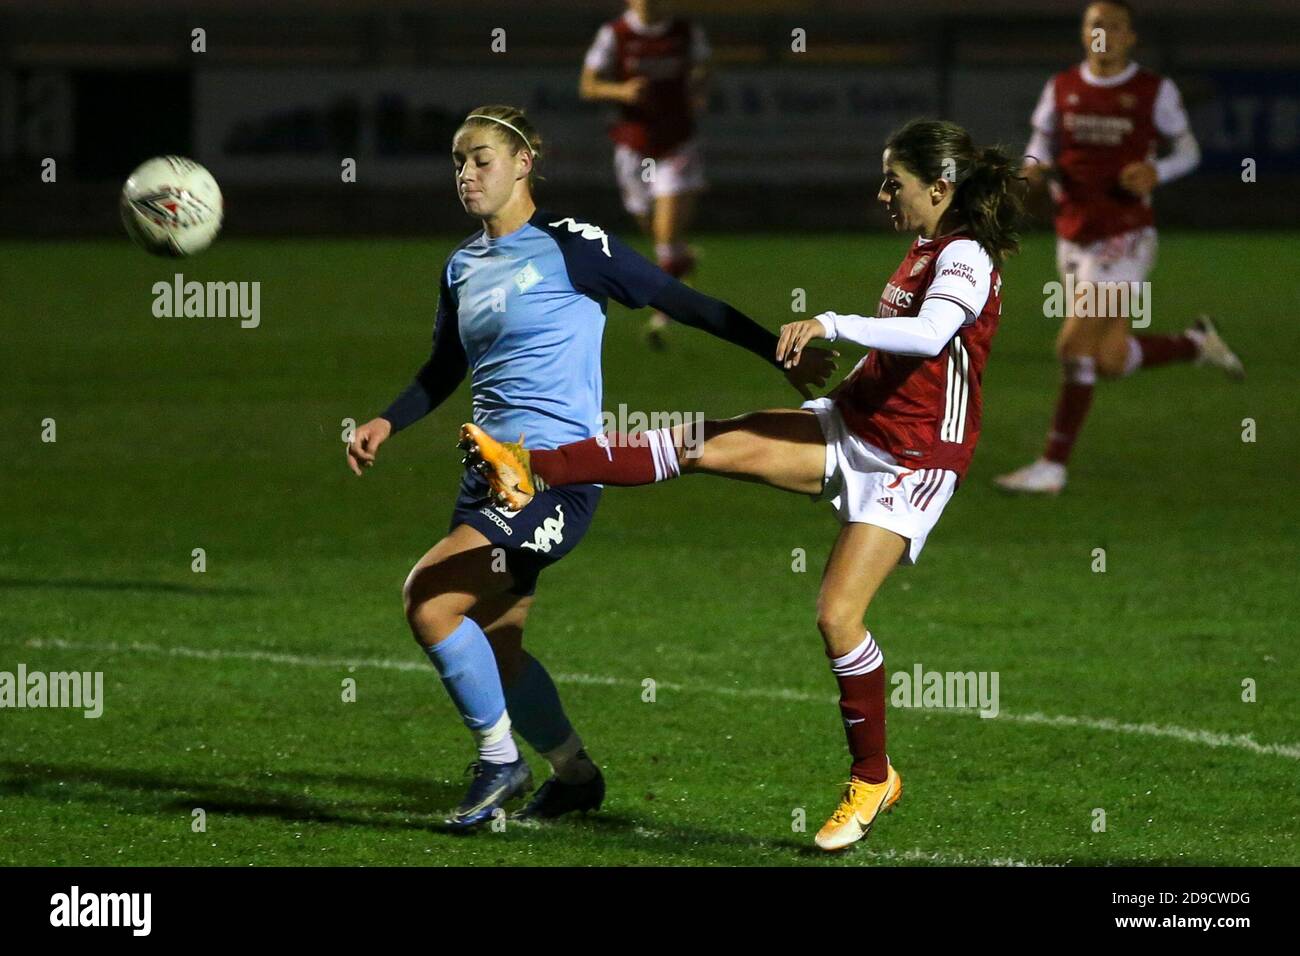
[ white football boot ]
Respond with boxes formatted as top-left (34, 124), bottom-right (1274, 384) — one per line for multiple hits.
top-left (1187, 316), bottom-right (1245, 381)
top-left (993, 458), bottom-right (1067, 495)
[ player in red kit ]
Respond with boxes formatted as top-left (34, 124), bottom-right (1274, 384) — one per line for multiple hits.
top-left (995, 0), bottom-right (1244, 496)
top-left (580, 0), bottom-right (710, 349)
top-left (460, 120), bottom-right (1024, 852)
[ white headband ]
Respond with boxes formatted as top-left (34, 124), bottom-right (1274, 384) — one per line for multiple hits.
top-left (466, 114), bottom-right (533, 152)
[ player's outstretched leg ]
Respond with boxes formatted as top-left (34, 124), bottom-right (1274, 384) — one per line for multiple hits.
top-left (996, 314), bottom-right (1245, 496)
top-left (1102, 316), bottom-right (1245, 383)
top-left (461, 409), bottom-right (826, 510)
top-left (812, 522), bottom-right (906, 851)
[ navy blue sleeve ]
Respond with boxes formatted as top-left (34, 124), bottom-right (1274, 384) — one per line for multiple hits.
top-left (539, 212), bottom-right (779, 367)
top-left (650, 279), bottom-right (782, 368)
top-left (543, 214), bottom-right (671, 309)
top-left (379, 266), bottom-right (468, 432)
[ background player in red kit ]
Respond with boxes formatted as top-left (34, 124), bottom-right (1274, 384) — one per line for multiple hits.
top-left (580, 0), bottom-right (710, 348)
top-left (995, 0), bottom-right (1244, 496)
top-left (461, 120), bottom-right (1024, 852)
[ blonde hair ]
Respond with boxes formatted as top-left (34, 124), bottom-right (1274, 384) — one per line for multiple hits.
top-left (458, 105), bottom-right (544, 189)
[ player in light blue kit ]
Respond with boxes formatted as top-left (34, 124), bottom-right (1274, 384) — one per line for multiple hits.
top-left (346, 105), bottom-right (837, 829)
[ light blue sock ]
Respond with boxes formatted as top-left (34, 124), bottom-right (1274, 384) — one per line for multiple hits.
top-left (424, 617), bottom-right (517, 763)
top-left (504, 655), bottom-right (575, 754)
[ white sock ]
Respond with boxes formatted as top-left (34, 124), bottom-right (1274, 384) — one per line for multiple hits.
top-left (645, 427), bottom-right (681, 482)
top-left (1120, 336), bottom-right (1142, 377)
top-left (475, 711), bottom-right (520, 764)
top-left (829, 631), bottom-right (883, 676)
top-left (542, 731), bottom-right (597, 784)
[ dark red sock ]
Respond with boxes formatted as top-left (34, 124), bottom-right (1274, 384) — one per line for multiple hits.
top-left (1135, 333), bottom-right (1197, 368)
top-left (1043, 359), bottom-right (1096, 465)
top-left (529, 431), bottom-right (678, 487)
top-left (836, 667), bottom-right (887, 783)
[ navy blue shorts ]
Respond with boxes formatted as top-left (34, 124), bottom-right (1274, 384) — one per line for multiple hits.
top-left (449, 472), bottom-right (602, 596)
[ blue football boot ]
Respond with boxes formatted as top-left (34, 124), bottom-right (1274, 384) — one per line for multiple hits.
top-left (446, 758), bottom-right (533, 831)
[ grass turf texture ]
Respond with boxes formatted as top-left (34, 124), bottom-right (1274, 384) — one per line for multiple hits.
top-left (1, 232), bottom-right (1296, 866)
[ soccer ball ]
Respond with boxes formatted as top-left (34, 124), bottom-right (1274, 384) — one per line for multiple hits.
top-left (120, 156), bottom-right (223, 257)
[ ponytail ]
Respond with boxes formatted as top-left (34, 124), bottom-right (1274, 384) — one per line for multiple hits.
top-left (955, 145), bottom-right (1024, 267)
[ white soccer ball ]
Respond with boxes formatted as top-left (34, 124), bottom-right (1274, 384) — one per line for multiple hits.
top-left (120, 156), bottom-right (223, 257)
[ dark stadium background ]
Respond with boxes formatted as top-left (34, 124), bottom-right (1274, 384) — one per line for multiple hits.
top-left (3, 0), bottom-right (1299, 234)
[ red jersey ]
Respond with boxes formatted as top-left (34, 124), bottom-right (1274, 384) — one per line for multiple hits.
top-left (1043, 64), bottom-right (1164, 243)
top-left (831, 234), bottom-right (1001, 481)
top-left (583, 13), bottom-right (707, 157)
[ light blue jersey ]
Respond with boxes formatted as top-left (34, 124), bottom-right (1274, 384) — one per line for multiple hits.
top-left (435, 209), bottom-right (669, 450)
top-left (381, 207), bottom-right (776, 447)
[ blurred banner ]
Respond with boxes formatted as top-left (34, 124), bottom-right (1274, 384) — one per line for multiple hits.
top-left (4, 63), bottom-right (1297, 233)
top-left (192, 66), bottom-right (1300, 186)
top-left (193, 66), bottom-right (939, 186)
top-left (1188, 71), bottom-right (1300, 172)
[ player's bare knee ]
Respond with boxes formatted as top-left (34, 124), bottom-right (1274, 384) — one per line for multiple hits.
top-left (675, 418), bottom-right (722, 474)
top-left (1056, 337), bottom-right (1092, 365)
top-left (402, 575), bottom-right (463, 644)
top-left (815, 601), bottom-right (866, 650)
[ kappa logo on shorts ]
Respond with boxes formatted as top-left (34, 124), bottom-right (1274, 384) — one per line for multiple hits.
top-left (520, 504), bottom-right (566, 553)
top-left (876, 496), bottom-right (895, 512)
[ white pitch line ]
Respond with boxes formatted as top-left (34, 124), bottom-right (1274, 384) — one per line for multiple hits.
top-left (15, 637), bottom-right (1061, 867)
top-left (21, 636), bottom-right (1300, 761)
top-left (616, 823), bottom-right (1048, 867)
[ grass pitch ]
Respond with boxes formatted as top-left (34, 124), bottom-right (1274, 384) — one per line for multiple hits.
top-left (1, 230), bottom-right (1296, 866)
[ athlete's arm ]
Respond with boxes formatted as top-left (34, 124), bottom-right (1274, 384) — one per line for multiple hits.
top-left (650, 280), bottom-right (782, 366)
top-left (648, 278), bottom-right (839, 398)
top-left (776, 240), bottom-right (993, 364)
top-left (796, 297), bottom-right (968, 359)
top-left (580, 66), bottom-right (646, 106)
top-left (1153, 129), bottom-right (1200, 185)
top-left (1121, 78), bottom-right (1201, 196)
top-left (347, 273), bottom-right (466, 475)
top-left (379, 296), bottom-right (467, 431)
top-left (553, 219), bottom-right (836, 395)
top-left (579, 25), bottom-right (645, 106)
top-left (1023, 77), bottom-right (1057, 188)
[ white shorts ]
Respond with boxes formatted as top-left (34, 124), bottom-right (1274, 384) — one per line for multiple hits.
top-left (613, 140), bottom-right (706, 218)
top-left (802, 398), bottom-right (957, 566)
top-left (1056, 226), bottom-right (1157, 285)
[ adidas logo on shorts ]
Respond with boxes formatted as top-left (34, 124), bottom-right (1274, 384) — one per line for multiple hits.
top-left (876, 496), bottom-right (895, 511)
